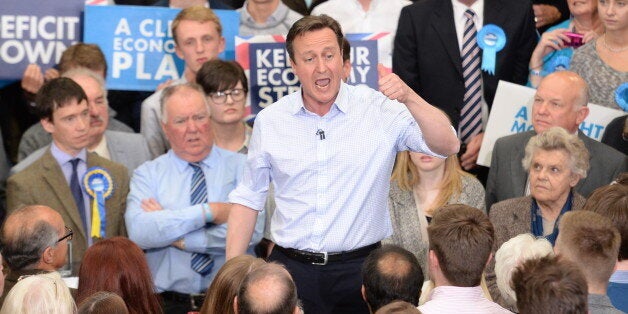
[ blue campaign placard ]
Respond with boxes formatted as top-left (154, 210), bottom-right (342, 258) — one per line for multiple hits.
top-left (0, 0), bottom-right (84, 80)
top-left (84, 5), bottom-right (239, 91)
top-left (248, 42), bottom-right (299, 115)
top-left (346, 38), bottom-right (378, 88)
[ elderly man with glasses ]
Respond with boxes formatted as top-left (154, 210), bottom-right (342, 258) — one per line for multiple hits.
top-left (0, 205), bottom-right (74, 304)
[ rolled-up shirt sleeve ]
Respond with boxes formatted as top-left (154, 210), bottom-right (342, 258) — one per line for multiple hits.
top-left (229, 117), bottom-right (271, 211)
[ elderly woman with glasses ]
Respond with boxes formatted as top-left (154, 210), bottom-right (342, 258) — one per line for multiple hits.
top-left (485, 126), bottom-right (590, 309)
top-left (196, 60), bottom-right (251, 154)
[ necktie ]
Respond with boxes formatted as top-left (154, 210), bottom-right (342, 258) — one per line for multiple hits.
top-left (189, 162), bottom-right (214, 276)
top-left (460, 9), bottom-right (483, 144)
top-left (70, 158), bottom-right (88, 234)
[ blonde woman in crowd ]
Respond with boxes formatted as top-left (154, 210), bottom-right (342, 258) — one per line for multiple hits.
top-left (385, 152), bottom-right (484, 273)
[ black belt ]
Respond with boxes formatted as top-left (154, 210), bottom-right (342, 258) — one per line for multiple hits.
top-left (160, 291), bottom-right (205, 310)
top-left (275, 242), bottom-right (381, 265)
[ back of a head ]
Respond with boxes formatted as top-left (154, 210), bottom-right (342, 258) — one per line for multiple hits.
top-left (202, 255), bottom-right (266, 314)
top-left (556, 211), bottom-right (621, 286)
top-left (512, 255), bottom-right (588, 314)
top-left (0, 272), bottom-right (76, 314)
top-left (237, 263), bottom-right (298, 314)
top-left (427, 204), bottom-right (494, 287)
top-left (58, 43), bottom-right (107, 76)
top-left (495, 234), bottom-right (554, 309)
top-left (78, 291), bottom-right (129, 314)
top-left (0, 205), bottom-right (60, 271)
top-left (362, 245), bottom-right (424, 311)
top-left (76, 237), bottom-right (161, 314)
top-left (374, 301), bottom-right (421, 314)
top-left (582, 183), bottom-right (628, 262)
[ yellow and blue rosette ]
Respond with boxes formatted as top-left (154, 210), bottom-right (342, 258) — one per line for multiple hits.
top-left (476, 24), bottom-right (506, 75)
top-left (82, 167), bottom-right (114, 239)
top-left (615, 83), bottom-right (628, 111)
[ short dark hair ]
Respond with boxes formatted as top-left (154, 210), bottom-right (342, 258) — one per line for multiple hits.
top-left (34, 77), bottom-right (88, 122)
top-left (0, 206), bottom-right (59, 270)
top-left (58, 43), bottom-right (107, 77)
top-left (342, 37), bottom-right (350, 63)
top-left (237, 263), bottom-right (298, 314)
top-left (196, 60), bottom-right (248, 95)
top-left (362, 245), bottom-right (424, 311)
top-left (286, 15), bottom-right (344, 64)
top-left (556, 211), bottom-right (620, 286)
top-left (512, 255), bottom-right (588, 314)
top-left (428, 204), bottom-right (494, 287)
top-left (583, 183), bottom-right (628, 261)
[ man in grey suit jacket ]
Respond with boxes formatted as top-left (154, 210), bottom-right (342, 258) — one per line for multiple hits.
top-left (486, 71), bottom-right (627, 210)
top-left (12, 69), bottom-right (152, 177)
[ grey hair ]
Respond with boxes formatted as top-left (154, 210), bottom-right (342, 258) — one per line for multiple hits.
top-left (0, 272), bottom-right (76, 314)
top-left (62, 67), bottom-right (109, 103)
top-left (522, 127), bottom-right (589, 178)
top-left (159, 83), bottom-right (210, 123)
top-left (495, 234), bottom-right (554, 310)
top-left (0, 206), bottom-right (60, 270)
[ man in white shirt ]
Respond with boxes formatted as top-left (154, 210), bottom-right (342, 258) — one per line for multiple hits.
top-left (419, 204), bottom-right (510, 314)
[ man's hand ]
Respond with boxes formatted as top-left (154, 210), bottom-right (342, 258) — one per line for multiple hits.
top-left (533, 4), bottom-right (561, 29)
top-left (21, 64), bottom-right (45, 94)
top-left (44, 68), bottom-right (59, 82)
top-left (172, 238), bottom-right (185, 250)
top-left (460, 132), bottom-right (484, 170)
top-left (378, 63), bottom-right (411, 103)
top-left (141, 198), bottom-right (164, 212)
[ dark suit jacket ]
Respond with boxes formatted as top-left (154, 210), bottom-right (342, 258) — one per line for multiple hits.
top-left (486, 130), bottom-right (627, 210)
top-left (486, 193), bottom-right (586, 310)
top-left (393, 0), bottom-right (536, 129)
top-left (6, 150), bottom-right (129, 263)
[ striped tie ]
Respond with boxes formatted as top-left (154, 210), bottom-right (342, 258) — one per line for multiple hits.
top-left (189, 162), bottom-right (214, 276)
top-left (460, 9), bottom-right (483, 144)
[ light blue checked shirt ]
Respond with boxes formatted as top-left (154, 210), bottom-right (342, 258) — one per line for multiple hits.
top-left (126, 146), bottom-right (264, 293)
top-left (229, 82), bottom-right (444, 252)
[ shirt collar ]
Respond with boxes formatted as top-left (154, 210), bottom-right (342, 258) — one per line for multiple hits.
top-left (89, 134), bottom-right (110, 159)
top-left (430, 285), bottom-right (485, 301)
top-left (50, 141), bottom-right (87, 165)
top-left (240, 0), bottom-right (289, 29)
top-left (451, 0), bottom-right (484, 21)
top-left (290, 82), bottom-right (350, 116)
top-left (169, 145), bottom-right (228, 172)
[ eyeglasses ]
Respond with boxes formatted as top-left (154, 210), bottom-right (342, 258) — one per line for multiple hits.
top-left (57, 226), bottom-right (73, 243)
top-left (209, 88), bottom-right (246, 104)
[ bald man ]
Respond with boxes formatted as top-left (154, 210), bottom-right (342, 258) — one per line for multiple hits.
top-left (486, 71), bottom-right (627, 211)
top-left (0, 205), bottom-right (72, 303)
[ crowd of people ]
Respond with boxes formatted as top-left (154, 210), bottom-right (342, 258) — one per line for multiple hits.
top-left (0, 0), bottom-right (626, 313)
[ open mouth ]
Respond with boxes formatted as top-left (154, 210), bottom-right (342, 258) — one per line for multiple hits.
top-left (315, 78), bottom-right (331, 88)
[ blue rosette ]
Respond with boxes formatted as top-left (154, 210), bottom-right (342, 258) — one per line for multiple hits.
top-left (82, 167), bottom-right (114, 238)
top-left (476, 24), bottom-right (507, 75)
top-left (615, 83), bottom-right (628, 111)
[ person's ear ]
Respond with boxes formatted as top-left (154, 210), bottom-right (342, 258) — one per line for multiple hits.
top-left (42, 246), bottom-right (54, 264)
top-left (361, 285), bottom-right (367, 302)
top-left (233, 295), bottom-right (239, 314)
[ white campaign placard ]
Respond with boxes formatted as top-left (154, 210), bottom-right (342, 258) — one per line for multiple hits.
top-left (477, 81), bottom-right (626, 167)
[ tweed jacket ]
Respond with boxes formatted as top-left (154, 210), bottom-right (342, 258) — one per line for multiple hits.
top-left (485, 193), bottom-right (586, 310)
top-left (7, 150), bottom-right (129, 263)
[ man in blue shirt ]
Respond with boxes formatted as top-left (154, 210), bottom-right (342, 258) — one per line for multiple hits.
top-left (227, 15), bottom-right (459, 313)
top-left (126, 83), bottom-right (263, 314)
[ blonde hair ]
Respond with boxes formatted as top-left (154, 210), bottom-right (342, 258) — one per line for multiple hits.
top-left (172, 6), bottom-right (222, 44)
top-left (391, 151), bottom-right (472, 214)
top-left (0, 272), bottom-right (76, 314)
